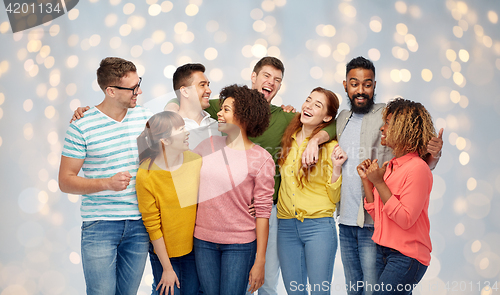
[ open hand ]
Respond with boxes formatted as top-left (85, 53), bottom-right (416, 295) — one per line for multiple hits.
top-left (280, 104), bottom-right (296, 113)
top-left (70, 106), bottom-right (90, 123)
top-left (157, 268), bottom-right (180, 295)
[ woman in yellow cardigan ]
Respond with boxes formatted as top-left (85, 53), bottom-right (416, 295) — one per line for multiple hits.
top-left (136, 111), bottom-right (202, 295)
top-left (277, 87), bottom-right (347, 295)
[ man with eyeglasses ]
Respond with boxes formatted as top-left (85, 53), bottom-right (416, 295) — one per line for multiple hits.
top-left (58, 57), bottom-right (152, 295)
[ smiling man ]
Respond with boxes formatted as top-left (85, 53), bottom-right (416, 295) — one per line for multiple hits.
top-left (173, 63), bottom-right (221, 149)
top-left (336, 56), bottom-right (443, 295)
top-left (58, 57), bottom-right (152, 295)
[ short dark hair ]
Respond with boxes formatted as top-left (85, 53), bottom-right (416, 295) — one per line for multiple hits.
top-left (219, 84), bottom-right (271, 138)
top-left (346, 56), bottom-right (375, 77)
top-left (97, 57), bottom-right (136, 91)
top-left (252, 56), bottom-right (285, 77)
top-left (173, 63), bottom-right (206, 91)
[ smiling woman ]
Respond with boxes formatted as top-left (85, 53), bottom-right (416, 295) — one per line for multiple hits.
top-left (276, 87), bottom-right (345, 295)
top-left (192, 84), bottom-right (275, 295)
top-left (136, 111), bottom-right (203, 295)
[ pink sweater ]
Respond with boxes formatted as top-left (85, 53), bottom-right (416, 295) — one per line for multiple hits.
top-left (193, 136), bottom-right (275, 244)
top-left (364, 152), bottom-right (433, 266)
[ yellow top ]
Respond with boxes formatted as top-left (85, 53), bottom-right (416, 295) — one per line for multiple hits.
top-left (277, 132), bottom-right (342, 221)
top-left (136, 151), bottom-right (202, 258)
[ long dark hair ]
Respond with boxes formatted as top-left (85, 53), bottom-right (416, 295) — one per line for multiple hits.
top-left (278, 87), bottom-right (339, 185)
top-left (137, 111), bottom-right (185, 170)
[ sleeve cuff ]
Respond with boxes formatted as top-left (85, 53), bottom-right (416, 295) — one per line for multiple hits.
top-left (326, 174), bottom-right (342, 204)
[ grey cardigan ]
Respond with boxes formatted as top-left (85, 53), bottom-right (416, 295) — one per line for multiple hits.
top-left (336, 103), bottom-right (394, 227)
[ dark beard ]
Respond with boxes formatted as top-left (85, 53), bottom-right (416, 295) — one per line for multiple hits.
top-left (348, 93), bottom-right (375, 114)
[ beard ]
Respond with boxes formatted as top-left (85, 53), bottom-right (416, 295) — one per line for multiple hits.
top-left (347, 93), bottom-right (375, 114)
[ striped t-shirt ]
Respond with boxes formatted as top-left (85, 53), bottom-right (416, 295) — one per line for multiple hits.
top-left (62, 106), bottom-right (153, 221)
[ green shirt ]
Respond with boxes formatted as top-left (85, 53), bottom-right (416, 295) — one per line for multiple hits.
top-left (169, 98), bottom-right (337, 201)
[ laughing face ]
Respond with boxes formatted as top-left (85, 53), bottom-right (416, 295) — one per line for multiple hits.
top-left (250, 65), bottom-right (282, 103)
top-left (343, 68), bottom-right (376, 114)
top-left (380, 112), bottom-right (392, 147)
top-left (185, 71), bottom-right (211, 110)
top-left (300, 91), bottom-right (332, 128)
top-left (164, 125), bottom-right (190, 152)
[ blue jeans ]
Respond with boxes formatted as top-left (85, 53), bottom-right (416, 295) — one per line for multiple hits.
top-left (339, 224), bottom-right (378, 295)
top-left (81, 219), bottom-right (150, 295)
top-left (149, 243), bottom-right (202, 295)
top-left (277, 217), bottom-right (338, 295)
top-left (257, 204), bottom-right (280, 295)
top-left (373, 245), bottom-right (427, 295)
top-left (194, 238), bottom-right (256, 295)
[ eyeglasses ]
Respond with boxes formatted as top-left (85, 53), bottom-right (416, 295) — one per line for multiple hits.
top-left (108, 77), bottom-right (142, 95)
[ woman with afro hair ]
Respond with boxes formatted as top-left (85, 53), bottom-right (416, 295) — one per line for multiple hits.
top-left (357, 98), bottom-right (437, 294)
top-left (193, 84), bottom-right (275, 295)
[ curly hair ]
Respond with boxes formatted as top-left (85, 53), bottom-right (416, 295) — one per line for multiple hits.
top-left (97, 57), bottom-right (137, 91)
top-left (218, 84), bottom-right (271, 138)
top-left (346, 56), bottom-right (375, 77)
top-left (383, 98), bottom-right (436, 159)
top-left (137, 111), bottom-right (185, 170)
top-left (278, 87), bottom-right (339, 186)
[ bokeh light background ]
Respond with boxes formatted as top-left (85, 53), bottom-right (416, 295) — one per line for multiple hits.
top-left (1, 0), bottom-right (500, 294)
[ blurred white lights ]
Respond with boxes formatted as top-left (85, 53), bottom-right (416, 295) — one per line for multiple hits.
top-left (123, 3), bottom-right (135, 15)
top-left (253, 20), bottom-right (266, 32)
top-left (174, 22), bottom-right (188, 34)
top-left (23, 99), bottom-right (33, 112)
top-left (310, 66), bottom-right (323, 79)
top-left (149, 4), bottom-right (162, 16)
top-left (261, 0), bottom-right (275, 12)
top-left (322, 25), bottom-right (336, 37)
top-left (161, 42), bottom-right (174, 54)
top-left (209, 68), bottom-right (223, 82)
top-left (467, 177), bottom-right (478, 191)
top-left (204, 47), bottom-right (218, 60)
top-left (395, 1), bottom-right (407, 14)
top-left (164, 65), bottom-right (176, 78)
top-left (105, 14), bottom-right (118, 27)
top-left (161, 1), bottom-right (173, 12)
top-left (250, 8), bottom-right (264, 20)
top-left (251, 44), bottom-right (267, 58)
top-left (185, 4), bottom-right (199, 16)
top-left (455, 223), bottom-right (465, 236)
top-left (367, 48), bottom-right (380, 61)
top-left (421, 69), bottom-right (433, 82)
top-left (68, 8), bottom-right (79, 20)
top-left (369, 19), bottom-right (382, 33)
top-left (459, 151), bottom-right (470, 165)
top-left (69, 252), bottom-right (81, 264)
top-left (317, 44), bottom-right (331, 57)
top-left (488, 11), bottom-right (498, 24)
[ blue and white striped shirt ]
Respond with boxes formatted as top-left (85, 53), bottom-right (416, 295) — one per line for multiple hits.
top-left (62, 106), bottom-right (153, 221)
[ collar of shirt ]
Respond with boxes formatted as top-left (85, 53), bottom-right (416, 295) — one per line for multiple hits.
top-left (386, 152), bottom-right (420, 178)
top-left (183, 110), bottom-right (212, 127)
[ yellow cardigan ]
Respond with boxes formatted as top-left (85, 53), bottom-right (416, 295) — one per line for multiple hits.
top-left (277, 134), bottom-right (342, 221)
top-left (136, 151), bottom-right (202, 258)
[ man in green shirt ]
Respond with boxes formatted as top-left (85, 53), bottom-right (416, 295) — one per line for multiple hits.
top-left (166, 56), bottom-right (336, 295)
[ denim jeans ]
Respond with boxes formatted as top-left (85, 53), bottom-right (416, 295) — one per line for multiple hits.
top-left (373, 245), bottom-right (427, 295)
top-left (149, 243), bottom-right (202, 295)
top-left (277, 217), bottom-right (337, 295)
top-left (194, 238), bottom-right (256, 295)
top-left (256, 204), bottom-right (280, 295)
top-left (81, 219), bottom-right (150, 295)
top-left (339, 224), bottom-right (378, 295)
